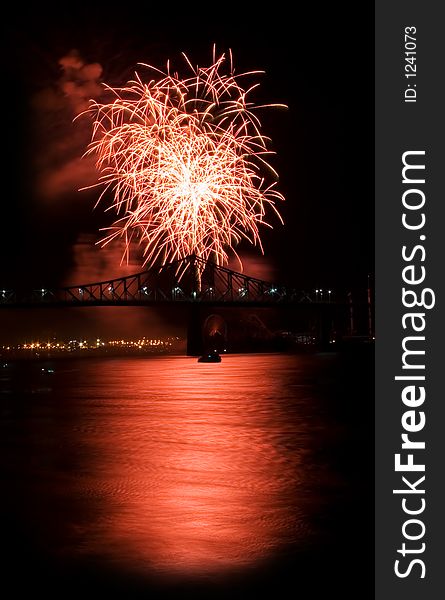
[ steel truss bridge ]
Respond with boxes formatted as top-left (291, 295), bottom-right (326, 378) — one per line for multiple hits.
top-left (0, 255), bottom-right (342, 355)
top-left (0, 255), bottom-right (336, 308)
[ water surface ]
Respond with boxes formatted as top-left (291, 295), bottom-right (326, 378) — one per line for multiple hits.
top-left (0, 352), bottom-right (373, 597)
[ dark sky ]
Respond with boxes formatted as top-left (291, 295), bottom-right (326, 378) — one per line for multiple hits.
top-left (1, 5), bottom-right (373, 341)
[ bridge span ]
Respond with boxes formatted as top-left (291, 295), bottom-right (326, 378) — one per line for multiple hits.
top-left (0, 255), bottom-right (343, 355)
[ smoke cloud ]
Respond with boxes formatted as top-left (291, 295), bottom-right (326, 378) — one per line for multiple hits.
top-left (67, 234), bottom-right (143, 286)
top-left (228, 252), bottom-right (278, 283)
top-left (32, 49), bottom-right (103, 202)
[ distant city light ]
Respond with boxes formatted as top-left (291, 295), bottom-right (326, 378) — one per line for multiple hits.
top-left (1, 336), bottom-right (179, 354)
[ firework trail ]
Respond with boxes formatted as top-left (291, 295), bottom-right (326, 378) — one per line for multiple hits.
top-left (83, 49), bottom-right (285, 275)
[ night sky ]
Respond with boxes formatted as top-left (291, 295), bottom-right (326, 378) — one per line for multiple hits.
top-left (1, 5), bottom-right (373, 341)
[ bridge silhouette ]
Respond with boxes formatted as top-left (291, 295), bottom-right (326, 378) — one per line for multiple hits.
top-left (0, 255), bottom-right (341, 355)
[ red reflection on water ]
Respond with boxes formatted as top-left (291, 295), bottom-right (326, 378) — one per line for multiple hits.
top-left (76, 356), bottom-right (305, 575)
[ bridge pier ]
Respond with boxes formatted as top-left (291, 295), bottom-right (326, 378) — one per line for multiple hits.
top-left (187, 304), bottom-right (203, 356)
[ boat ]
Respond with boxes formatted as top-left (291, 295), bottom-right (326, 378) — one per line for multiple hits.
top-left (198, 350), bottom-right (222, 363)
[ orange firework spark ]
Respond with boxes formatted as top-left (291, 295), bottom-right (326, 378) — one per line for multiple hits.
top-left (83, 49), bottom-right (285, 273)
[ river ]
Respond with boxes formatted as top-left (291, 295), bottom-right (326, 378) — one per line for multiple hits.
top-left (0, 350), bottom-right (373, 598)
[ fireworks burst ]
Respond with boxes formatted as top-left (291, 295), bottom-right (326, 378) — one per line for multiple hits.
top-left (83, 49), bottom-right (285, 274)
